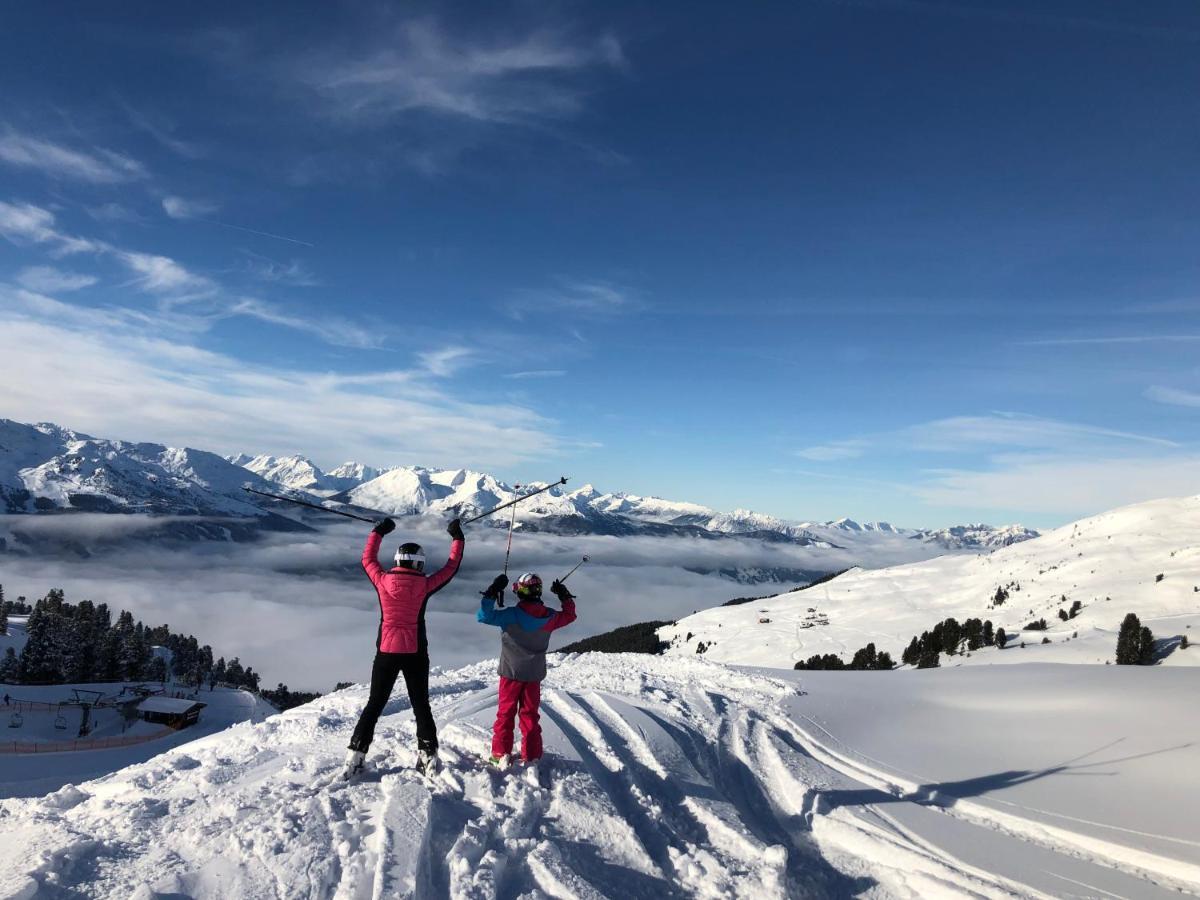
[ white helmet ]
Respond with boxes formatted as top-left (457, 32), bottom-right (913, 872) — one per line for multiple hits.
top-left (394, 542), bottom-right (425, 571)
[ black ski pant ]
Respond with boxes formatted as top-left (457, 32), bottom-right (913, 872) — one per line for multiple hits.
top-left (348, 651), bottom-right (436, 754)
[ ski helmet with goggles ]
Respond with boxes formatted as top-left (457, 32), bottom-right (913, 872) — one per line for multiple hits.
top-left (394, 542), bottom-right (425, 571)
top-left (514, 572), bottom-right (542, 599)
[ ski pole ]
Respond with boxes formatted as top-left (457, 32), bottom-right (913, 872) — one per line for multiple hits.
top-left (461, 477), bottom-right (568, 525)
top-left (502, 485), bottom-right (522, 577)
top-left (241, 486), bottom-right (378, 523)
top-left (559, 555), bottom-right (589, 583)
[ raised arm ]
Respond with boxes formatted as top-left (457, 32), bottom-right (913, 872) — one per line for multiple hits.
top-left (425, 518), bottom-right (465, 596)
top-left (360, 528), bottom-right (384, 585)
top-left (542, 581), bottom-right (578, 632)
top-left (540, 596), bottom-right (577, 633)
top-left (478, 595), bottom-right (517, 627)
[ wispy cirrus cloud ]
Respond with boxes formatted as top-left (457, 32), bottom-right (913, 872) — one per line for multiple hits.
top-left (1, 199), bottom-right (367, 347)
top-left (0, 129), bottom-right (148, 184)
top-left (0, 200), bottom-right (107, 255)
top-left (225, 297), bottom-right (381, 350)
top-left (117, 250), bottom-right (217, 297)
top-left (796, 439), bottom-right (869, 461)
top-left (296, 20), bottom-right (624, 126)
top-left (798, 412), bottom-right (1193, 519)
top-left (118, 98), bottom-right (206, 159)
top-left (162, 195), bottom-right (221, 220)
top-left (16, 265), bottom-right (98, 293)
top-left (507, 278), bottom-right (637, 320)
top-left (1146, 385), bottom-right (1200, 409)
top-left (418, 346), bottom-right (475, 377)
top-left (240, 251), bottom-right (319, 287)
top-left (800, 412), bottom-right (1176, 462)
top-left (0, 293), bottom-right (567, 470)
top-left (504, 369), bottom-right (567, 380)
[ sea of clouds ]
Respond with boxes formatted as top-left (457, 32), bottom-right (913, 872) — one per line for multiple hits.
top-left (0, 514), bottom-right (929, 691)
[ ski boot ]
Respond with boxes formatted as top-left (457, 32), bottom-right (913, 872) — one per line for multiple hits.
top-left (487, 752), bottom-right (512, 771)
top-left (416, 749), bottom-right (440, 778)
top-left (342, 750), bottom-right (368, 781)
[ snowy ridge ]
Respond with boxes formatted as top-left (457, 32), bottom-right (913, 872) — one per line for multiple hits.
top-left (662, 493), bottom-right (1200, 669)
top-left (2, 656), bottom-right (1196, 899)
top-left (0, 419), bottom-right (277, 519)
top-left (228, 454), bottom-right (391, 495)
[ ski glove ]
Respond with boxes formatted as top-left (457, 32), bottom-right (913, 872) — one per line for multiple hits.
top-left (373, 517), bottom-right (396, 536)
top-left (483, 573), bottom-right (509, 599)
top-left (550, 579), bottom-right (574, 600)
top-left (447, 518), bottom-right (465, 541)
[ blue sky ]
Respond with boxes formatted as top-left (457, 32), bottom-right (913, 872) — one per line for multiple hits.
top-left (2, 1), bottom-right (1199, 528)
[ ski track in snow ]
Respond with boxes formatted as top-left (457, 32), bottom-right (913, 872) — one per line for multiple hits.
top-left (1, 655), bottom-right (1196, 900)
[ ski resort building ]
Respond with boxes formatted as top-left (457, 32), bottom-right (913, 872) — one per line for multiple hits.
top-left (136, 697), bottom-right (206, 730)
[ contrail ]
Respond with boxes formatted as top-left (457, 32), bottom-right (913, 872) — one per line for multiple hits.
top-left (198, 218), bottom-right (314, 248)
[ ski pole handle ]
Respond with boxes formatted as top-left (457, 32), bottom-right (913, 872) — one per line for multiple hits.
top-left (559, 555), bottom-right (589, 583)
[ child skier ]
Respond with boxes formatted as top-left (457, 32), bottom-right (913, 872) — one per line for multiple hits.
top-left (477, 571), bottom-right (577, 767)
top-left (344, 516), bottom-right (464, 779)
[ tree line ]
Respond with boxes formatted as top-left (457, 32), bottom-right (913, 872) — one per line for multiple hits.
top-left (0, 586), bottom-right (262, 693)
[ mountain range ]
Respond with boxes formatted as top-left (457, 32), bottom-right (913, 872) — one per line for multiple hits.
top-left (0, 418), bottom-right (1037, 568)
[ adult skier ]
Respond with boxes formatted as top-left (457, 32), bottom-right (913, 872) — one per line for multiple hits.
top-left (477, 572), bottom-right (577, 767)
top-left (343, 516), bottom-right (465, 779)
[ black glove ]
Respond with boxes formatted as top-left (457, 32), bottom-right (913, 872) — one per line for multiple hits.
top-left (447, 518), bottom-right (465, 541)
top-left (551, 579), bottom-right (574, 600)
top-left (372, 517), bottom-right (396, 536)
top-left (484, 574), bottom-right (509, 599)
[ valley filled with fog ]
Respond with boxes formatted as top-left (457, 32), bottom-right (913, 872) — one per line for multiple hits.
top-left (0, 514), bottom-right (941, 690)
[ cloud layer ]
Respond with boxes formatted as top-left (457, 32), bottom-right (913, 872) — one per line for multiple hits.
top-left (0, 517), bottom-right (862, 691)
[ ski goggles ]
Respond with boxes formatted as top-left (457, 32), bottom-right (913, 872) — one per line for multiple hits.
top-left (394, 548), bottom-right (426, 568)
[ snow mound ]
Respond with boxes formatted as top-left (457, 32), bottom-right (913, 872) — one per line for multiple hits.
top-left (1, 655), bottom-right (1196, 899)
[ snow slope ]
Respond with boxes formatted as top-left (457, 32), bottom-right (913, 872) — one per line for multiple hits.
top-left (662, 494), bottom-right (1200, 669)
top-left (0, 681), bottom-right (275, 799)
top-left (1, 655), bottom-right (1196, 899)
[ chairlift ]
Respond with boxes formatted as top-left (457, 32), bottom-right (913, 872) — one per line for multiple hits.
top-left (8, 712), bottom-right (23, 728)
top-left (54, 712), bottom-right (68, 730)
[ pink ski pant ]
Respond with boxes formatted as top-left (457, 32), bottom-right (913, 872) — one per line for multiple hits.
top-left (491, 676), bottom-right (542, 761)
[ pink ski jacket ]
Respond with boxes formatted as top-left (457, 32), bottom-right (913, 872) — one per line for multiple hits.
top-left (362, 532), bottom-right (464, 654)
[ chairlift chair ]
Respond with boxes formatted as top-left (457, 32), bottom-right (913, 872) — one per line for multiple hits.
top-left (8, 712), bottom-right (22, 728)
top-left (54, 711), bottom-right (68, 730)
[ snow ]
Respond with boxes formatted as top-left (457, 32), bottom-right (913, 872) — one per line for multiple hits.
top-left (0, 681), bottom-right (273, 800)
top-left (0, 419), bottom-right (280, 518)
top-left (662, 493), bottom-right (1200, 670)
top-left (0, 654), bottom-right (1195, 899)
top-left (136, 696), bottom-right (205, 715)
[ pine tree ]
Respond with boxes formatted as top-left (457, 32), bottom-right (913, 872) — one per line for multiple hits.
top-left (902, 636), bottom-right (920, 666)
top-left (0, 601), bottom-right (7, 637)
top-left (17, 601), bottom-right (64, 683)
top-left (995, 627), bottom-right (1007, 649)
top-left (97, 629), bottom-right (123, 681)
top-left (0, 647), bottom-right (18, 682)
top-left (917, 645), bottom-right (940, 669)
top-left (1116, 613), bottom-right (1142, 664)
top-left (850, 643), bottom-right (877, 670)
top-left (1138, 625), bottom-right (1156, 665)
top-left (875, 651), bottom-right (895, 670)
top-left (982, 620), bottom-right (994, 646)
